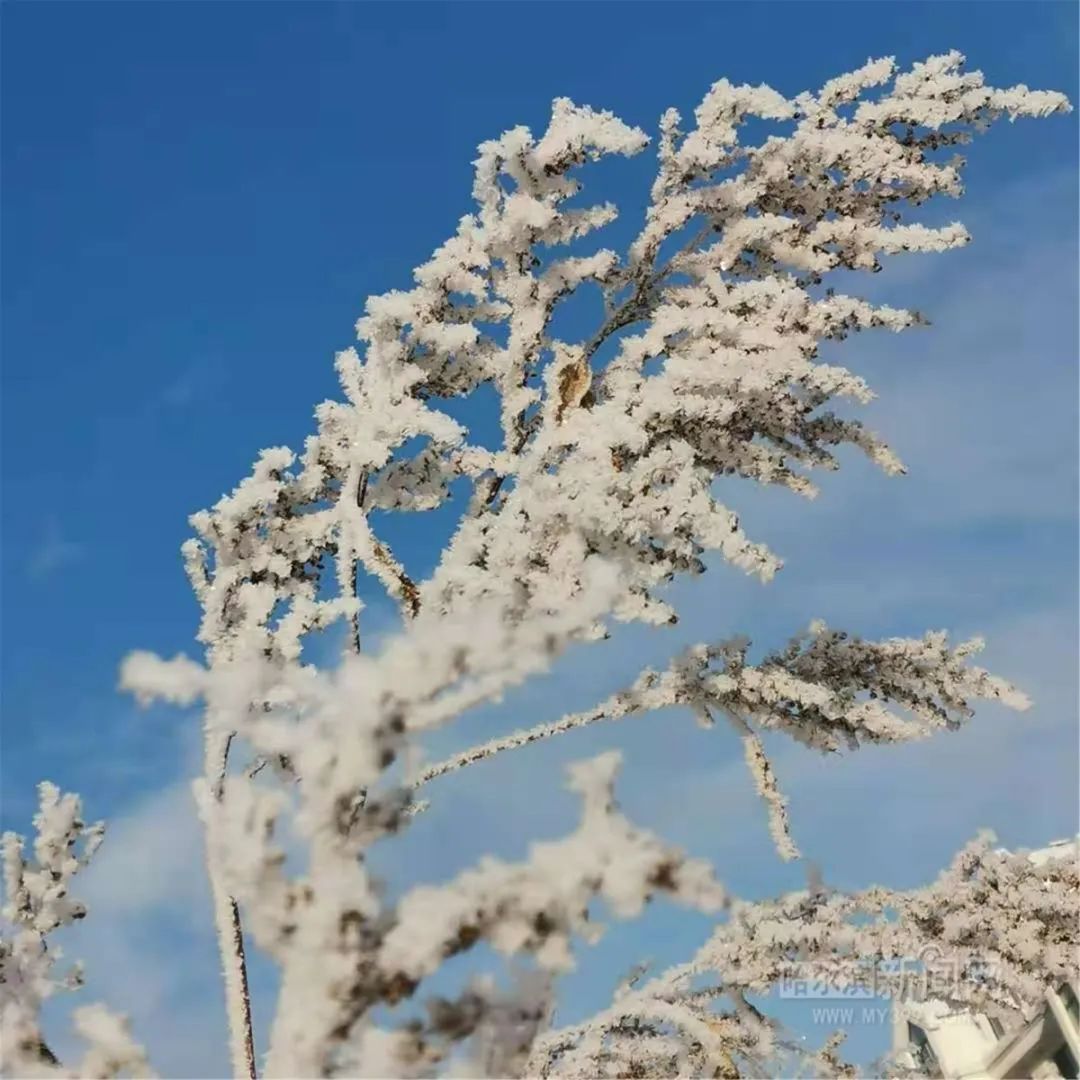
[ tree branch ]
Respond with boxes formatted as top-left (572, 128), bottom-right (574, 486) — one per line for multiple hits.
top-left (413, 690), bottom-right (638, 788)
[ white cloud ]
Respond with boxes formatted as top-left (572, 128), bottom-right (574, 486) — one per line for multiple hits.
top-left (27, 520), bottom-right (83, 580)
top-left (79, 781), bottom-right (206, 919)
top-left (155, 358), bottom-right (227, 412)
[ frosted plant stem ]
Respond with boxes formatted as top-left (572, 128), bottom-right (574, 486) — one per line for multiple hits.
top-left (208, 880), bottom-right (257, 1079)
top-left (203, 726), bottom-right (257, 1080)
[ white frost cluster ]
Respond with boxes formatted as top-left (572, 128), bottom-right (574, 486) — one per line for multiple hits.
top-left (0, 785), bottom-right (153, 1078)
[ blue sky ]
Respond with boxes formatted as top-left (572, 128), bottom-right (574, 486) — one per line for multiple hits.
top-left (2, 3), bottom-right (1077, 1076)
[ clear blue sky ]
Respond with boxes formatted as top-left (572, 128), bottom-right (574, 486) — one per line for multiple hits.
top-left (2, 3), bottom-right (1077, 1076)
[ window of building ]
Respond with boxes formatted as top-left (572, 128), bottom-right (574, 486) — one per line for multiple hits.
top-left (907, 1023), bottom-right (938, 1075)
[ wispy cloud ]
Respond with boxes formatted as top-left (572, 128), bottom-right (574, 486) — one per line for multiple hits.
top-left (153, 358), bottom-right (227, 413)
top-left (27, 520), bottom-right (83, 580)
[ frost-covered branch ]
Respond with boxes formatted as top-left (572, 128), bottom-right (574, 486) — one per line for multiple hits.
top-left (0, 785), bottom-right (154, 1079)
top-left (532, 838), bottom-right (1079, 1078)
top-left (417, 623), bottom-right (1028, 861)
top-left (326, 749), bottom-right (726, 1080)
